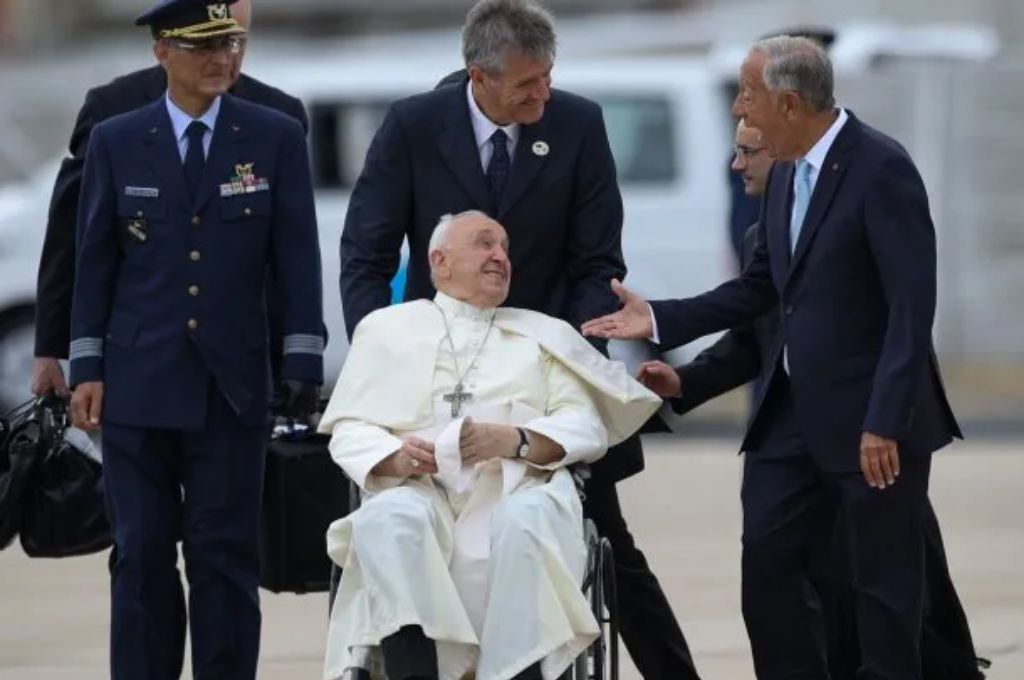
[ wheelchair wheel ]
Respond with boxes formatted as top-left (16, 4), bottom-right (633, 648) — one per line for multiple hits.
top-left (572, 522), bottom-right (618, 679)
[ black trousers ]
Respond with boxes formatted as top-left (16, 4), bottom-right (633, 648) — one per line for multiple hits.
top-left (821, 502), bottom-right (987, 680)
top-left (742, 375), bottom-right (932, 680)
top-left (102, 388), bottom-right (266, 680)
top-left (380, 626), bottom-right (550, 680)
top-left (585, 472), bottom-right (702, 679)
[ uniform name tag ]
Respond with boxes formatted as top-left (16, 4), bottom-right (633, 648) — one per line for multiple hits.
top-left (125, 186), bottom-right (160, 198)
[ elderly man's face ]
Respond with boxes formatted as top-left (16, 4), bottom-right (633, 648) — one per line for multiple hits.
top-left (155, 36), bottom-right (239, 100)
top-left (434, 217), bottom-right (512, 307)
top-left (731, 123), bottom-right (772, 196)
top-left (471, 50), bottom-right (552, 126)
top-left (732, 51), bottom-right (801, 161)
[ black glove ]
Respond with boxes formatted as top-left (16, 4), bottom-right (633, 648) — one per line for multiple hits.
top-left (279, 380), bottom-right (320, 421)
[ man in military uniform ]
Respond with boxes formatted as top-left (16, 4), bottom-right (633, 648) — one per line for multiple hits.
top-left (67, 2), bottom-right (323, 678)
top-left (32, 0), bottom-right (307, 400)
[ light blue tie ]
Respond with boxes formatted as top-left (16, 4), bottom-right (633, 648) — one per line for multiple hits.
top-left (790, 159), bottom-right (812, 254)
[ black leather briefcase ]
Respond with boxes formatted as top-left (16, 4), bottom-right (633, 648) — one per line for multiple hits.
top-left (260, 431), bottom-right (349, 594)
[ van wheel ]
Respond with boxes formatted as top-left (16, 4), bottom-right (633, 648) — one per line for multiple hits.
top-left (0, 307), bottom-right (36, 414)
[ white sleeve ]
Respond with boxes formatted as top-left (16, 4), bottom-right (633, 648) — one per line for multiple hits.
top-left (521, 351), bottom-right (609, 470)
top-left (648, 303), bottom-right (660, 344)
top-left (328, 419), bottom-right (405, 493)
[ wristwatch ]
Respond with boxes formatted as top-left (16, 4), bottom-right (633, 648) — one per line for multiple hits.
top-left (514, 427), bottom-right (530, 460)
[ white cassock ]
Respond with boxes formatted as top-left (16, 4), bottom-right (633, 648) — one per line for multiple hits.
top-left (318, 292), bottom-right (661, 680)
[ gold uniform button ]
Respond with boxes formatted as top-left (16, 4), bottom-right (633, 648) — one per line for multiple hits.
top-left (191, 216), bottom-right (201, 226)
top-left (189, 250), bottom-right (201, 261)
top-left (187, 318), bottom-right (199, 330)
top-left (188, 285), bottom-right (200, 297)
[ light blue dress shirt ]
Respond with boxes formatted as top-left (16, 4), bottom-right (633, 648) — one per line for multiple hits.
top-left (165, 93), bottom-right (221, 162)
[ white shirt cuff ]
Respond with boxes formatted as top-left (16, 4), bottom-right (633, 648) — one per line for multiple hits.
top-left (648, 303), bottom-right (660, 344)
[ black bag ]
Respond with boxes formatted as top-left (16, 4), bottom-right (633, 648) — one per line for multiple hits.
top-left (260, 430), bottom-right (349, 593)
top-left (20, 443), bottom-right (112, 558)
top-left (17, 399), bottom-right (112, 558)
top-left (0, 400), bottom-right (43, 550)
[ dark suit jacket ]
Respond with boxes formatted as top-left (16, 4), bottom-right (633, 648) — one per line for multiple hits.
top-left (339, 76), bottom-right (638, 480)
top-left (35, 64), bottom-right (308, 359)
top-left (69, 96), bottom-right (323, 429)
top-left (650, 112), bottom-right (961, 471)
top-left (671, 222), bottom-right (776, 415)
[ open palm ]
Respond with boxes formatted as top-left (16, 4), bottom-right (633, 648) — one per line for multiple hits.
top-left (581, 279), bottom-right (653, 340)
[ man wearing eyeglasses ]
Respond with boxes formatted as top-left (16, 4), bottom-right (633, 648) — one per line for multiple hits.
top-left (66, 2), bottom-right (323, 678)
top-left (32, 0), bottom-right (308, 404)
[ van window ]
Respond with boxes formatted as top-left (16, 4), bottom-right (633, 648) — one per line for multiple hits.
top-left (310, 100), bottom-right (390, 190)
top-left (594, 95), bottom-right (677, 185)
top-left (309, 94), bottom-right (677, 190)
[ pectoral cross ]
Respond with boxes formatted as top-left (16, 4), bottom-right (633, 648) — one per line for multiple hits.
top-left (443, 382), bottom-right (473, 417)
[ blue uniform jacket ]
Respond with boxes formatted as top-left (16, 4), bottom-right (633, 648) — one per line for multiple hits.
top-left (70, 94), bottom-right (323, 430)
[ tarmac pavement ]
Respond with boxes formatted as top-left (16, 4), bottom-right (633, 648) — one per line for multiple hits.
top-left (1, 436), bottom-right (1021, 679)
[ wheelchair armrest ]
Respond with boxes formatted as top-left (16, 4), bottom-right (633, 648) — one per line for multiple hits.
top-left (347, 477), bottom-right (361, 514)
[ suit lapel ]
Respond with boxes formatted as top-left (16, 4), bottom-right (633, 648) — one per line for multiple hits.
top-left (193, 95), bottom-right (250, 213)
top-left (139, 100), bottom-right (190, 213)
top-left (768, 162), bottom-right (794, 287)
top-left (498, 117), bottom-right (550, 218)
top-left (437, 88), bottom-right (493, 211)
top-left (785, 117), bottom-right (858, 287)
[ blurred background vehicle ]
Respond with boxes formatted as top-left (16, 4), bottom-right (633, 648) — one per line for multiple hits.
top-left (0, 0), bottom-right (1020, 433)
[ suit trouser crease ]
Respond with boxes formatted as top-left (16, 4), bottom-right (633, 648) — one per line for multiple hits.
top-left (740, 374), bottom-right (931, 680)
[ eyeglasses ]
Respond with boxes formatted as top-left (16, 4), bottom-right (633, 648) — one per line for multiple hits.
top-left (733, 144), bottom-right (766, 160)
top-left (171, 36), bottom-right (246, 55)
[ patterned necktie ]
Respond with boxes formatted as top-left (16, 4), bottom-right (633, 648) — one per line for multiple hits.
top-left (790, 159), bottom-right (813, 254)
top-left (486, 128), bottom-right (510, 209)
top-left (183, 120), bottom-right (208, 200)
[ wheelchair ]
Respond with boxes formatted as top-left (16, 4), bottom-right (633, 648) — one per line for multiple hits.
top-left (328, 468), bottom-right (619, 680)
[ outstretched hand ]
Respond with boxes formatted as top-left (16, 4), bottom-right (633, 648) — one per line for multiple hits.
top-left (637, 361), bottom-right (682, 398)
top-left (581, 279), bottom-right (653, 340)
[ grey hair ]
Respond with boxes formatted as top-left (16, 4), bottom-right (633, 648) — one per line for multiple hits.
top-left (752, 35), bottom-right (835, 112)
top-left (462, 0), bottom-right (556, 74)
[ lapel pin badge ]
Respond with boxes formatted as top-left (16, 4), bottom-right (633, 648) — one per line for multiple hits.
top-left (532, 141), bottom-right (550, 157)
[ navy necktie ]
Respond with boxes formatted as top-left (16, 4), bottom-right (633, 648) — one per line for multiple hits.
top-left (183, 120), bottom-right (208, 200)
top-left (486, 128), bottom-right (510, 209)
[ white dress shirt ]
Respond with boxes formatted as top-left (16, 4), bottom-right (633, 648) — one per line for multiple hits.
top-left (466, 81), bottom-right (519, 171)
top-left (165, 93), bottom-right (221, 162)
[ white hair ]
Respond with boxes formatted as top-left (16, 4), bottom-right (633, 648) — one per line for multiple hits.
top-left (428, 210), bottom-right (492, 285)
top-left (428, 210), bottom-right (490, 255)
top-left (753, 35), bottom-right (835, 112)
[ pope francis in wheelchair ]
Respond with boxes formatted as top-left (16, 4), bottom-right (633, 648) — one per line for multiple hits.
top-left (318, 212), bottom-right (660, 680)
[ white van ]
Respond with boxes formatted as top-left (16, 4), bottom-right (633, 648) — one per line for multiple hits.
top-left (1, 22), bottom-right (995, 413)
top-left (248, 54), bottom-right (737, 384)
top-left (0, 161), bottom-right (58, 411)
top-left (0, 55), bottom-right (735, 413)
